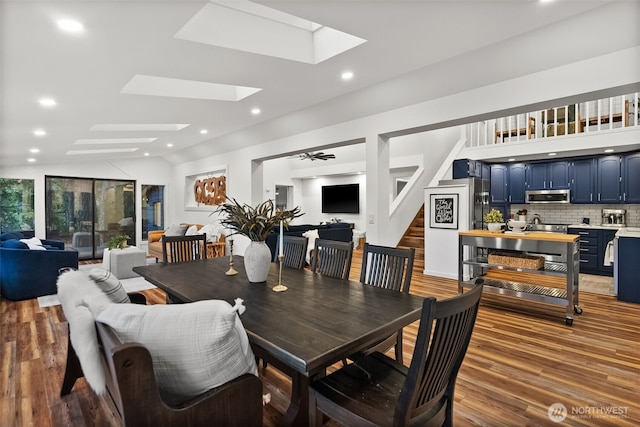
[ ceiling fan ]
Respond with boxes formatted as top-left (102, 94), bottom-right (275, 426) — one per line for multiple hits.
top-left (294, 152), bottom-right (336, 161)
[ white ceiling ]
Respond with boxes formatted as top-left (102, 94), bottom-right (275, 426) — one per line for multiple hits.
top-left (2, 0), bottom-right (637, 167)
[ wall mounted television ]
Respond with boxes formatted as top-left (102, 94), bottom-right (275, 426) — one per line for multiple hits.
top-left (322, 184), bottom-right (359, 214)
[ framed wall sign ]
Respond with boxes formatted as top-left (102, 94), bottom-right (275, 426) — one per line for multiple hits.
top-left (429, 194), bottom-right (458, 229)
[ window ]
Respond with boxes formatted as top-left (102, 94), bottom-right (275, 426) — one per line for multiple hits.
top-left (141, 185), bottom-right (164, 240)
top-left (0, 178), bottom-right (35, 233)
top-left (45, 176), bottom-right (135, 259)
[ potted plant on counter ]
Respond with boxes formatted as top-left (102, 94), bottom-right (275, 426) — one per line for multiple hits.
top-left (484, 209), bottom-right (505, 232)
top-left (215, 198), bottom-right (303, 282)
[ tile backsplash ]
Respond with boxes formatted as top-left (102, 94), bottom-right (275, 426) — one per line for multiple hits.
top-left (509, 204), bottom-right (640, 227)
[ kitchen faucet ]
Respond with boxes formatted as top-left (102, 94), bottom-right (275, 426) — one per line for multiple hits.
top-left (531, 214), bottom-right (542, 224)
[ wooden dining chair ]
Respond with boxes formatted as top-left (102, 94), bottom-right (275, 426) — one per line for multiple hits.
top-left (309, 282), bottom-right (484, 427)
top-left (310, 239), bottom-right (353, 280)
top-left (273, 235), bottom-right (308, 269)
top-left (161, 234), bottom-right (208, 265)
top-left (356, 243), bottom-right (415, 362)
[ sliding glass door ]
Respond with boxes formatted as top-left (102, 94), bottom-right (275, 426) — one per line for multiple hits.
top-left (45, 176), bottom-right (136, 259)
top-left (141, 185), bottom-right (164, 240)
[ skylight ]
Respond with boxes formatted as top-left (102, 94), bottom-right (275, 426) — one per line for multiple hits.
top-left (174, 1), bottom-right (366, 64)
top-left (74, 138), bottom-right (156, 145)
top-left (121, 75), bottom-right (261, 101)
top-left (90, 124), bottom-right (190, 131)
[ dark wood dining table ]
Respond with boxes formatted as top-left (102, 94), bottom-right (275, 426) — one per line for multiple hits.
top-left (134, 256), bottom-right (425, 426)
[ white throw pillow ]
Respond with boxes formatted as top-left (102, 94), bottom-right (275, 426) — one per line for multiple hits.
top-left (96, 299), bottom-right (258, 404)
top-left (198, 223), bottom-right (220, 243)
top-left (302, 229), bottom-right (320, 263)
top-left (20, 237), bottom-right (46, 250)
top-left (164, 224), bottom-right (188, 236)
top-left (88, 268), bottom-right (130, 304)
top-left (184, 224), bottom-right (199, 236)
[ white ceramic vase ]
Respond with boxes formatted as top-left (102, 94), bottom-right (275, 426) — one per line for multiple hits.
top-left (243, 241), bottom-right (271, 283)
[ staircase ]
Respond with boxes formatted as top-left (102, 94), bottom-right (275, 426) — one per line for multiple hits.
top-left (398, 205), bottom-right (425, 271)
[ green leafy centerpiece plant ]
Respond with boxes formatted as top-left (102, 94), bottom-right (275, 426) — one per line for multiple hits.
top-left (108, 234), bottom-right (130, 250)
top-left (215, 198), bottom-right (303, 282)
top-left (484, 209), bottom-right (505, 232)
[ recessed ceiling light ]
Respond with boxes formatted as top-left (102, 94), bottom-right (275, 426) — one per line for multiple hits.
top-left (39, 98), bottom-right (57, 107)
top-left (33, 129), bottom-right (47, 136)
top-left (548, 152), bottom-right (557, 156)
top-left (30, 148), bottom-right (40, 154)
top-left (27, 158), bottom-right (36, 163)
top-left (144, 152), bottom-right (150, 156)
top-left (251, 108), bottom-right (261, 115)
top-left (604, 149), bottom-right (614, 153)
top-left (200, 129), bottom-right (208, 134)
top-left (167, 143), bottom-right (174, 148)
top-left (508, 158), bottom-right (516, 162)
top-left (57, 19), bottom-right (84, 33)
top-left (341, 71), bottom-right (354, 80)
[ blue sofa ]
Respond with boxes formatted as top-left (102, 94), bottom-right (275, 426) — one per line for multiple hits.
top-left (265, 222), bottom-right (353, 260)
top-left (0, 233), bottom-right (79, 300)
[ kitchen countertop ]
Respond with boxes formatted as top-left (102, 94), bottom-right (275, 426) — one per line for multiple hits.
top-left (459, 229), bottom-right (578, 243)
top-left (616, 227), bottom-right (640, 238)
top-left (567, 224), bottom-right (628, 230)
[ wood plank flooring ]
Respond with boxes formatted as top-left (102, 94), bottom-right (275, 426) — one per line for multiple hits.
top-left (1, 250), bottom-right (639, 426)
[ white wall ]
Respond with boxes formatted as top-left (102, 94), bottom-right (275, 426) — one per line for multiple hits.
top-left (424, 184), bottom-right (470, 280)
top-left (299, 174), bottom-right (366, 228)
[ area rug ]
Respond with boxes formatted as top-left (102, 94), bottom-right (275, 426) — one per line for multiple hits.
top-left (579, 274), bottom-right (614, 296)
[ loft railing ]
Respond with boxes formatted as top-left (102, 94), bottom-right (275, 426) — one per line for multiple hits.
top-left (466, 93), bottom-right (639, 147)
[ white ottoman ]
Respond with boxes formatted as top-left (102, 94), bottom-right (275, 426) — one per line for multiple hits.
top-left (102, 246), bottom-right (147, 279)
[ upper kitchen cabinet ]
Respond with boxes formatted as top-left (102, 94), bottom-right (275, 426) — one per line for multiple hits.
top-left (596, 155), bottom-right (622, 203)
top-left (622, 152), bottom-right (640, 203)
top-left (508, 163), bottom-right (526, 204)
top-left (570, 158), bottom-right (596, 203)
top-left (526, 161), bottom-right (570, 190)
top-left (453, 159), bottom-right (483, 179)
top-left (490, 164), bottom-right (509, 204)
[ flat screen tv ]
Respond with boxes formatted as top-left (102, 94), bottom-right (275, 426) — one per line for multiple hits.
top-left (322, 184), bottom-right (359, 214)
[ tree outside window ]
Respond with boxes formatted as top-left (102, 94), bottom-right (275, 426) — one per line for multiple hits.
top-left (0, 178), bottom-right (35, 233)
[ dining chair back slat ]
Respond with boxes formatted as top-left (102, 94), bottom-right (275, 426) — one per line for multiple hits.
top-left (310, 239), bottom-right (353, 280)
top-left (360, 243), bottom-right (415, 293)
top-left (161, 234), bottom-right (207, 265)
top-left (273, 235), bottom-right (308, 269)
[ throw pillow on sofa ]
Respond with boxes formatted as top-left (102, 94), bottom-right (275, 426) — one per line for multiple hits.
top-left (164, 224), bottom-right (189, 236)
top-left (88, 268), bottom-right (130, 304)
top-left (95, 299), bottom-right (258, 405)
top-left (198, 223), bottom-right (221, 243)
top-left (1, 239), bottom-right (29, 249)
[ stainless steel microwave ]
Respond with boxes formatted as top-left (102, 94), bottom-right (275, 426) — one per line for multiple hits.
top-left (525, 189), bottom-right (570, 204)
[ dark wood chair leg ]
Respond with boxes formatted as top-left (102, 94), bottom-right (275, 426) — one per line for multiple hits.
top-left (60, 332), bottom-right (83, 396)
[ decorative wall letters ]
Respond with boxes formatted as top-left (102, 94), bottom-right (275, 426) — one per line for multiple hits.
top-left (193, 175), bottom-right (226, 206)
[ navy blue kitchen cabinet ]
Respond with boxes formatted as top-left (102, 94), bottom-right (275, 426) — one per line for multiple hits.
top-left (481, 163), bottom-right (491, 181)
top-left (617, 237), bottom-right (640, 303)
top-left (526, 161), bottom-right (569, 190)
top-left (622, 152), bottom-right (640, 203)
top-left (570, 228), bottom-right (599, 274)
top-left (569, 227), bottom-right (615, 276)
top-left (599, 229), bottom-right (617, 276)
top-left (453, 159), bottom-right (483, 179)
top-left (508, 163), bottom-right (526, 203)
top-left (490, 164), bottom-right (509, 204)
top-left (597, 155), bottom-right (621, 203)
top-left (570, 158), bottom-right (596, 203)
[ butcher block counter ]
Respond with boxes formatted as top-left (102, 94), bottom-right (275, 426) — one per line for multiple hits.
top-left (458, 230), bottom-right (581, 325)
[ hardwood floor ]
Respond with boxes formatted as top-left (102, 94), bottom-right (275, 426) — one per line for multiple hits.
top-left (1, 251), bottom-right (639, 426)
